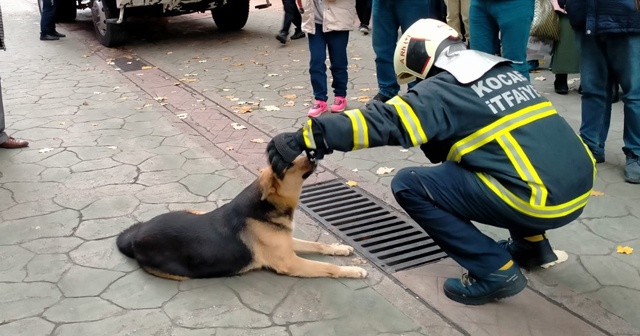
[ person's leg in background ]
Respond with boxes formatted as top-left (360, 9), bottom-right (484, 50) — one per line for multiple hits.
top-left (0, 78), bottom-right (29, 149)
top-left (490, 0), bottom-right (534, 80)
top-left (578, 34), bottom-right (612, 164)
top-left (469, 0), bottom-right (499, 55)
top-left (40, 0), bottom-right (58, 41)
top-left (326, 30), bottom-right (350, 112)
top-left (307, 24), bottom-right (329, 117)
top-left (356, 0), bottom-right (372, 35)
top-left (460, 0), bottom-right (470, 43)
top-left (277, 0), bottom-right (304, 43)
top-left (551, 15), bottom-right (580, 95)
top-left (397, 0), bottom-right (434, 90)
top-left (290, 0), bottom-right (305, 40)
top-left (445, 0), bottom-right (462, 38)
top-left (371, 0), bottom-right (400, 102)
top-left (608, 33), bottom-right (640, 183)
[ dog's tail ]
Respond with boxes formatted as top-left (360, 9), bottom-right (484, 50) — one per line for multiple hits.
top-left (116, 222), bottom-right (143, 259)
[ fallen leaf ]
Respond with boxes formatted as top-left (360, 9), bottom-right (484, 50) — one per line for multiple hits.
top-left (107, 146), bottom-right (118, 149)
top-left (39, 148), bottom-right (54, 153)
top-left (179, 78), bottom-right (197, 83)
top-left (192, 56), bottom-right (200, 59)
top-left (225, 146), bottom-right (234, 151)
top-left (264, 105), bottom-right (280, 111)
top-left (82, 101), bottom-right (89, 106)
top-left (223, 57), bottom-right (230, 60)
top-left (238, 106), bottom-right (253, 114)
top-left (250, 138), bottom-right (266, 143)
top-left (93, 91), bottom-right (101, 94)
top-left (283, 101), bottom-right (295, 107)
top-left (231, 123), bottom-right (247, 130)
top-left (351, 57), bottom-right (363, 60)
top-left (91, 123), bottom-right (98, 126)
top-left (357, 96), bottom-right (370, 103)
top-left (534, 76), bottom-right (546, 81)
top-left (292, 86), bottom-right (305, 89)
top-left (351, 257), bottom-right (367, 264)
top-left (568, 77), bottom-right (580, 84)
top-left (141, 65), bottom-right (153, 70)
top-left (590, 190), bottom-right (605, 196)
top-left (59, 122), bottom-right (65, 125)
top-left (268, 73), bottom-right (281, 77)
top-left (167, 51), bottom-right (173, 54)
top-left (173, 82), bottom-right (182, 86)
top-left (184, 73), bottom-right (198, 77)
top-left (176, 113), bottom-right (188, 119)
top-left (400, 149), bottom-right (409, 152)
top-left (263, 84), bottom-right (271, 88)
top-left (351, 168), bottom-right (358, 172)
top-left (198, 60), bottom-right (207, 63)
top-left (222, 88), bottom-right (230, 91)
top-left (143, 103), bottom-right (152, 108)
top-left (293, 59), bottom-right (300, 62)
top-left (617, 246), bottom-right (634, 254)
top-left (81, 54), bottom-right (90, 58)
top-left (233, 63), bottom-right (245, 67)
top-left (376, 166), bottom-right (395, 175)
top-left (135, 73), bottom-right (144, 76)
top-left (359, 88), bottom-right (371, 92)
top-left (346, 181), bottom-right (358, 187)
top-left (283, 94), bottom-right (297, 100)
top-left (154, 97), bottom-right (167, 101)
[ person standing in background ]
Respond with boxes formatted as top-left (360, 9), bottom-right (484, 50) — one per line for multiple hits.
top-left (40, 0), bottom-right (66, 41)
top-left (468, 0), bottom-right (534, 80)
top-left (355, 0), bottom-right (372, 35)
top-left (276, 0), bottom-right (306, 44)
top-left (550, 0), bottom-right (579, 95)
top-left (445, 0), bottom-right (470, 43)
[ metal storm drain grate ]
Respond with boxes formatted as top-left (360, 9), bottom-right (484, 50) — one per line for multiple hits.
top-left (299, 179), bottom-right (447, 273)
top-left (111, 57), bottom-right (151, 72)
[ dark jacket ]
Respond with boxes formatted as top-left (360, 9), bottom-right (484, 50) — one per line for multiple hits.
top-left (0, 4), bottom-right (5, 51)
top-left (559, 0), bottom-right (640, 34)
top-left (302, 64), bottom-right (596, 220)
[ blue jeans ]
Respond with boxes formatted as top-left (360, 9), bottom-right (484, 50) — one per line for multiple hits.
top-left (390, 162), bottom-right (581, 277)
top-left (372, 0), bottom-right (435, 98)
top-left (578, 33), bottom-right (640, 157)
top-left (469, 0), bottom-right (534, 80)
top-left (40, 0), bottom-right (57, 36)
top-left (307, 24), bottom-right (349, 101)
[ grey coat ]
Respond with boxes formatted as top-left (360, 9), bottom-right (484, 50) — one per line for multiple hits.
top-left (0, 4), bottom-right (5, 51)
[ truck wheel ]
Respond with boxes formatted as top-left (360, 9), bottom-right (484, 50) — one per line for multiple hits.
top-left (38, 0), bottom-right (77, 23)
top-left (91, 0), bottom-right (128, 47)
top-left (211, 0), bottom-right (250, 32)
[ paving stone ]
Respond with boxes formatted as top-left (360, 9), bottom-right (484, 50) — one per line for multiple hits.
top-left (53, 309), bottom-right (173, 336)
top-left (63, 164), bottom-right (138, 189)
top-left (0, 282), bottom-right (61, 322)
top-left (0, 163), bottom-right (45, 183)
top-left (1, 199), bottom-right (62, 221)
top-left (530, 255), bottom-right (601, 294)
top-left (207, 179), bottom-right (247, 200)
top-left (68, 146), bottom-right (120, 160)
top-left (112, 150), bottom-right (156, 165)
top-left (75, 217), bottom-right (137, 240)
top-left (604, 181), bottom-right (640, 201)
top-left (116, 135), bottom-right (166, 151)
top-left (182, 158), bottom-right (227, 174)
top-left (164, 284), bottom-right (271, 328)
top-left (547, 222), bottom-right (614, 256)
top-left (136, 183), bottom-right (206, 203)
top-left (223, 271), bottom-right (299, 314)
top-left (180, 174), bottom-right (230, 196)
top-left (58, 265), bottom-right (124, 297)
top-left (0, 209), bottom-right (80, 244)
top-left (216, 327), bottom-right (289, 336)
top-left (0, 245), bottom-right (34, 282)
top-left (139, 154), bottom-right (187, 172)
top-left (588, 287), bottom-right (640, 332)
top-left (0, 188), bottom-right (16, 212)
top-left (582, 256), bottom-right (640, 290)
top-left (20, 237), bottom-right (84, 254)
top-left (38, 150), bottom-right (82, 168)
top-left (43, 297), bottom-right (123, 323)
top-left (0, 317), bottom-right (55, 336)
top-left (170, 328), bottom-right (218, 336)
top-left (580, 195), bottom-right (631, 218)
top-left (3, 182), bottom-right (64, 203)
top-left (71, 158), bottom-right (122, 173)
top-left (80, 195), bottom-right (140, 220)
top-left (24, 254), bottom-right (72, 283)
top-left (584, 216), bottom-right (640, 243)
top-left (69, 237), bottom-right (138, 271)
top-left (101, 269), bottom-right (179, 309)
top-left (138, 169), bottom-right (188, 186)
top-left (5, 148), bottom-right (64, 164)
top-left (53, 189), bottom-right (101, 210)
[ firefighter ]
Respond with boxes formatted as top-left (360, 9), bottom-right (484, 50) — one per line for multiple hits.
top-left (266, 19), bottom-right (595, 305)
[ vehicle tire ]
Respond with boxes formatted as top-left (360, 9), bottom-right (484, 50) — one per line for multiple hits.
top-left (91, 0), bottom-right (128, 47)
top-left (38, 0), bottom-right (77, 22)
top-left (211, 0), bottom-right (250, 32)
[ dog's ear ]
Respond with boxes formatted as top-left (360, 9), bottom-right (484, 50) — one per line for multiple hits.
top-left (259, 167), bottom-right (277, 201)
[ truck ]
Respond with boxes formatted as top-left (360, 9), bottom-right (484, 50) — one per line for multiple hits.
top-left (38, 0), bottom-right (271, 47)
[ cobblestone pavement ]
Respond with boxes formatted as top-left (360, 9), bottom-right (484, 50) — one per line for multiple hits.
top-left (1, 0), bottom-right (639, 335)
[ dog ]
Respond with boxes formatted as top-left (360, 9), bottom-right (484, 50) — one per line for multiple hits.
top-left (116, 156), bottom-right (368, 280)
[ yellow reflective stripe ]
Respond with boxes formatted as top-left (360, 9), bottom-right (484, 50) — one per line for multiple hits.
top-left (477, 172), bottom-right (590, 218)
top-left (345, 109), bottom-right (369, 150)
top-left (387, 96), bottom-right (427, 146)
top-left (447, 102), bottom-right (556, 162)
top-left (302, 119), bottom-right (317, 149)
top-left (497, 133), bottom-right (548, 206)
top-left (524, 235), bottom-right (545, 242)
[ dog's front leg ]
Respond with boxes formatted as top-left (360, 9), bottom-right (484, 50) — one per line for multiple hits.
top-left (292, 238), bottom-right (354, 256)
top-left (274, 256), bottom-right (367, 279)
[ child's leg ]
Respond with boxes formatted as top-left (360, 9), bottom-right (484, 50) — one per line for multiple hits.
top-left (308, 24), bottom-right (329, 102)
top-left (326, 30), bottom-right (350, 98)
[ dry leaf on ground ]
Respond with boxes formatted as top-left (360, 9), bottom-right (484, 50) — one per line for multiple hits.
top-left (351, 257), bottom-right (367, 264)
top-left (359, 88), bottom-right (371, 92)
top-left (238, 106), bottom-right (253, 114)
top-left (154, 97), bottom-right (167, 101)
top-left (292, 85), bottom-right (305, 89)
top-left (400, 149), bottom-right (409, 152)
top-left (108, 146), bottom-right (117, 150)
top-left (268, 73), bottom-right (281, 77)
top-left (179, 78), bottom-right (197, 83)
top-left (617, 246), bottom-right (634, 254)
top-left (39, 148), bottom-right (54, 153)
top-left (590, 190), bottom-right (605, 196)
top-left (376, 167), bottom-right (395, 175)
top-left (263, 84), bottom-right (271, 88)
top-left (568, 78), bottom-right (580, 84)
top-left (264, 105), bottom-right (280, 111)
top-left (176, 113), bottom-right (188, 119)
top-left (357, 96), bottom-right (370, 103)
top-left (141, 65), bottom-right (153, 70)
top-left (346, 181), bottom-right (358, 187)
top-left (534, 76), bottom-right (546, 81)
top-left (233, 63), bottom-right (245, 67)
top-left (198, 60), bottom-right (207, 63)
top-left (225, 146), bottom-right (234, 151)
top-left (351, 168), bottom-right (358, 172)
top-left (283, 94), bottom-right (297, 100)
top-left (283, 101), bottom-right (295, 107)
top-left (250, 138), bottom-right (266, 143)
top-left (231, 123), bottom-right (247, 130)
top-left (352, 57), bottom-right (363, 61)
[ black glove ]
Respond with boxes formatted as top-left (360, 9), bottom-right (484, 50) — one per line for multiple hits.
top-left (267, 130), bottom-right (306, 178)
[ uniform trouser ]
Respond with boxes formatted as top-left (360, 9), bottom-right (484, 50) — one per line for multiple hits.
top-left (308, 24), bottom-right (349, 101)
top-left (578, 33), bottom-right (640, 158)
top-left (445, 0), bottom-right (470, 41)
top-left (355, 0), bottom-right (372, 26)
top-left (40, 0), bottom-right (57, 36)
top-left (0, 78), bottom-right (8, 143)
top-left (468, 0), bottom-right (534, 81)
top-left (372, 0), bottom-right (434, 98)
top-left (390, 162), bottom-right (582, 278)
top-left (280, 0), bottom-right (302, 35)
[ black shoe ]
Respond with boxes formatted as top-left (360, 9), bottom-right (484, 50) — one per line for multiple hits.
top-left (367, 92), bottom-right (392, 106)
top-left (443, 261), bottom-right (527, 305)
top-left (290, 30), bottom-right (305, 40)
top-left (498, 237), bottom-right (558, 270)
top-left (275, 32), bottom-right (287, 44)
top-left (359, 24), bottom-right (370, 35)
top-left (577, 84), bottom-right (582, 95)
top-left (554, 75), bottom-right (569, 95)
top-left (40, 34), bottom-right (60, 41)
top-left (51, 31), bottom-right (66, 38)
top-left (612, 86), bottom-right (620, 103)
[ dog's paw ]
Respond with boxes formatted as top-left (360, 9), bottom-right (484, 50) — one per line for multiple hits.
top-left (330, 243), bottom-right (354, 256)
top-left (340, 266), bottom-right (368, 278)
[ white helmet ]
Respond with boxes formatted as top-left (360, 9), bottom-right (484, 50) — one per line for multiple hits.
top-left (394, 19), bottom-right (462, 84)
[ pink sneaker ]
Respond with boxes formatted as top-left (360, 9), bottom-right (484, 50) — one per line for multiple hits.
top-left (308, 99), bottom-right (328, 117)
top-left (331, 96), bottom-right (347, 113)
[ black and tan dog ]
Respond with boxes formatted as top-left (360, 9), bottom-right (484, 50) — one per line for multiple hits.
top-left (116, 156), bottom-right (367, 280)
